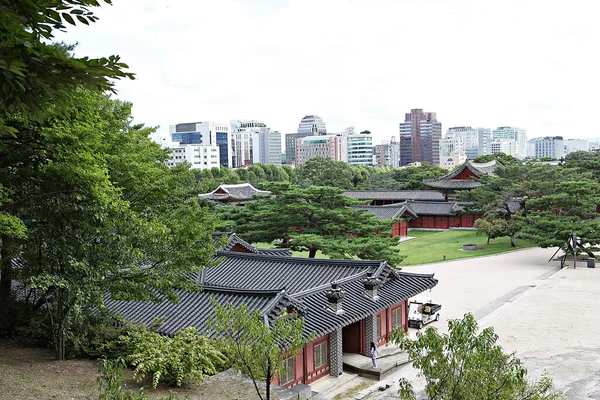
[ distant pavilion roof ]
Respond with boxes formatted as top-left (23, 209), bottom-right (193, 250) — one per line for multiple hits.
top-left (343, 190), bottom-right (445, 202)
top-left (198, 183), bottom-right (270, 202)
top-left (353, 200), bottom-right (460, 219)
top-left (423, 160), bottom-right (502, 191)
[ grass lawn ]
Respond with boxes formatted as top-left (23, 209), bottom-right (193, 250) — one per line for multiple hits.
top-left (396, 230), bottom-right (535, 266)
top-left (253, 242), bottom-right (327, 258)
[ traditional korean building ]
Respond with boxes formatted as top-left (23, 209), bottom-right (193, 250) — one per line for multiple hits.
top-left (104, 251), bottom-right (437, 387)
top-left (422, 160), bottom-right (501, 200)
top-left (198, 183), bottom-right (270, 205)
top-left (343, 190), bottom-right (445, 205)
top-left (212, 231), bottom-right (292, 256)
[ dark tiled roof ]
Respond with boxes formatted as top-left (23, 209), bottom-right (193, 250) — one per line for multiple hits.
top-left (213, 232), bottom-right (292, 256)
top-left (352, 204), bottom-right (418, 220)
top-left (105, 252), bottom-right (438, 339)
top-left (344, 190), bottom-right (445, 202)
top-left (198, 183), bottom-right (270, 201)
top-left (353, 201), bottom-right (459, 218)
top-left (298, 272), bottom-right (438, 337)
top-left (202, 251), bottom-right (386, 295)
top-left (423, 160), bottom-right (501, 190)
top-left (104, 286), bottom-right (302, 337)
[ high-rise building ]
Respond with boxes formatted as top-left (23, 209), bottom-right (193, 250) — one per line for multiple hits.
top-left (149, 133), bottom-right (221, 170)
top-left (298, 115), bottom-right (327, 135)
top-left (285, 132), bottom-right (310, 165)
top-left (527, 136), bottom-right (565, 159)
top-left (230, 120), bottom-right (266, 167)
top-left (258, 128), bottom-right (282, 165)
top-left (346, 131), bottom-right (373, 166)
top-left (399, 109), bottom-right (442, 166)
top-left (295, 135), bottom-right (347, 166)
top-left (489, 139), bottom-right (518, 157)
top-left (373, 138), bottom-right (399, 168)
top-left (168, 122), bottom-right (231, 167)
top-left (445, 126), bottom-right (491, 159)
top-left (492, 126), bottom-right (527, 159)
top-left (565, 139), bottom-right (590, 155)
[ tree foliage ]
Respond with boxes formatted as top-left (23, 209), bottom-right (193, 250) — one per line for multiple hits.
top-left (473, 152), bottom-right (521, 166)
top-left (389, 314), bottom-right (563, 400)
top-left (0, 0), bottom-right (133, 117)
top-left (218, 183), bottom-right (405, 265)
top-left (208, 301), bottom-right (313, 400)
top-left (1, 91), bottom-right (217, 359)
top-left (392, 163), bottom-right (448, 190)
top-left (117, 327), bottom-right (226, 388)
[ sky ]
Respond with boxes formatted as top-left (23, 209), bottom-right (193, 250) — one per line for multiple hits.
top-left (56, 0), bottom-right (600, 144)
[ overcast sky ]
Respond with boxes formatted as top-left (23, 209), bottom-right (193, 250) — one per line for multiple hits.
top-left (57, 0), bottom-right (600, 143)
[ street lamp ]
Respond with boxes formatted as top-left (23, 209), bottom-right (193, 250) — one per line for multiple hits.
top-left (572, 233), bottom-right (577, 269)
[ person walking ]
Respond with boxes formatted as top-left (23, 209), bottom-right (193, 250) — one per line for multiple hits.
top-left (370, 341), bottom-right (379, 368)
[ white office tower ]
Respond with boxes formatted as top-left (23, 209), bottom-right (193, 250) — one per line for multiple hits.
top-left (527, 136), bottom-right (565, 159)
top-left (446, 126), bottom-right (491, 159)
top-left (298, 115), bottom-right (327, 135)
top-left (489, 139), bottom-right (518, 157)
top-left (346, 131), bottom-right (373, 166)
top-left (258, 127), bottom-right (282, 165)
top-left (149, 133), bottom-right (220, 170)
top-left (168, 122), bottom-right (231, 167)
top-left (565, 139), bottom-right (590, 155)
top-left (492, 126), bottom-right (527, 159)
top-left (230, 120), bottom-right (266, 167)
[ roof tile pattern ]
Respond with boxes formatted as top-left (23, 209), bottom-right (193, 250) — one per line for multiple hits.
top-left (344, 190), bottom-right (445, 202)
top-left (423, 160), bottom-right (502, 190)
top-left (104, 251), bottom-right (437, 339)
top-left (199, 183), bottom-right (271, 201)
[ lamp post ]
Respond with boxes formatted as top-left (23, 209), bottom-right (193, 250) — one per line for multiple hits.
top-left (572, 233), bottom-right (577, 269)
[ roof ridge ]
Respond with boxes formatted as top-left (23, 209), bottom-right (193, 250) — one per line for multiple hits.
top-left (203, 285), bottom-right (285, 296)
top-left (395, 271), bottom-right (436, 278)
top-left (293, 270), bottom-right (371, 297)
top-left (216, 250), bottom-right (384, 266)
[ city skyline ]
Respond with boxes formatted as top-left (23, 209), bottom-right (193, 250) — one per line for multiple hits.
top-left (55, 0), bottom-right (600, 144)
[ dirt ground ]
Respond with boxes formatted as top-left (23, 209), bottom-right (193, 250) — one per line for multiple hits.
top-left (0, 342), bottom-right (272, 400)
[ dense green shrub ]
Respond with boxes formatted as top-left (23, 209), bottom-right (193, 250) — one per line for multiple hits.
top-left (117, 327), bottom-right (227, 388)
top-left (97, 358), bottom-right (181, 400)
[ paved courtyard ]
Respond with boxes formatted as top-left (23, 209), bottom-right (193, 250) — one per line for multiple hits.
top-left (321, 247), bottom-right (600, 399)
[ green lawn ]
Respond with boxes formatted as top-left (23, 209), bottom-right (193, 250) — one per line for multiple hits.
top-left (253, 242), bottom-right (327, 258)
top-left (396, 230), bottom-right (534, 266)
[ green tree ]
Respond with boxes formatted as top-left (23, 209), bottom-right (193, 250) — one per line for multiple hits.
top-left (1, 91), bottom-right (217, 359)
top-left (294, 157), bottom-right (355, 189)
top-left (208, 301), bottom-right (313, 400)
top-left (389, 314), bottom-right (563, 400)
top-left (0, 1), bottom-right (133, 130)
top-left (473, 152), bottom-right (521, 166)
top-left (219, 183), bottom-right (404, 264)
top-left (392, 164), bottom-right (448, 190)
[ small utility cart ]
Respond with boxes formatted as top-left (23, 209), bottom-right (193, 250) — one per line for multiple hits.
top-left (408, 297), bottom-right (442, 329)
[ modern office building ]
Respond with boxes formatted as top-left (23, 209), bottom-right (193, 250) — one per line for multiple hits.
top-left (492, 126), bottom-right (527, 159)
top-left (346, 131), bottom-right (373, 166)
top-left (168, 122), bottom-right (231, 167)
top-left (149, 133), bottom-right (221, 170)
top-left (295, 134), bottom-right (347, 166)
top-left (527, 136), bottom-right (565, 159)
top-left (489, 139), bottom-right (518, 157)
top-left (445, 126), bottom-right (491, 159)
top-left (298, 115), bottom-right (327, 135)
top-left (399, 109), bottom-right (442, 166)
top-left (373, 138), bottom-right (400, 168)
top-left (565, 138), bottom-right (590, 155)
top-left (285, 132), bottom-right (311, 165)
top-left (230, 120), bottom-right (266, 167)
top-left (258, 128), bottom-right (282, 165)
